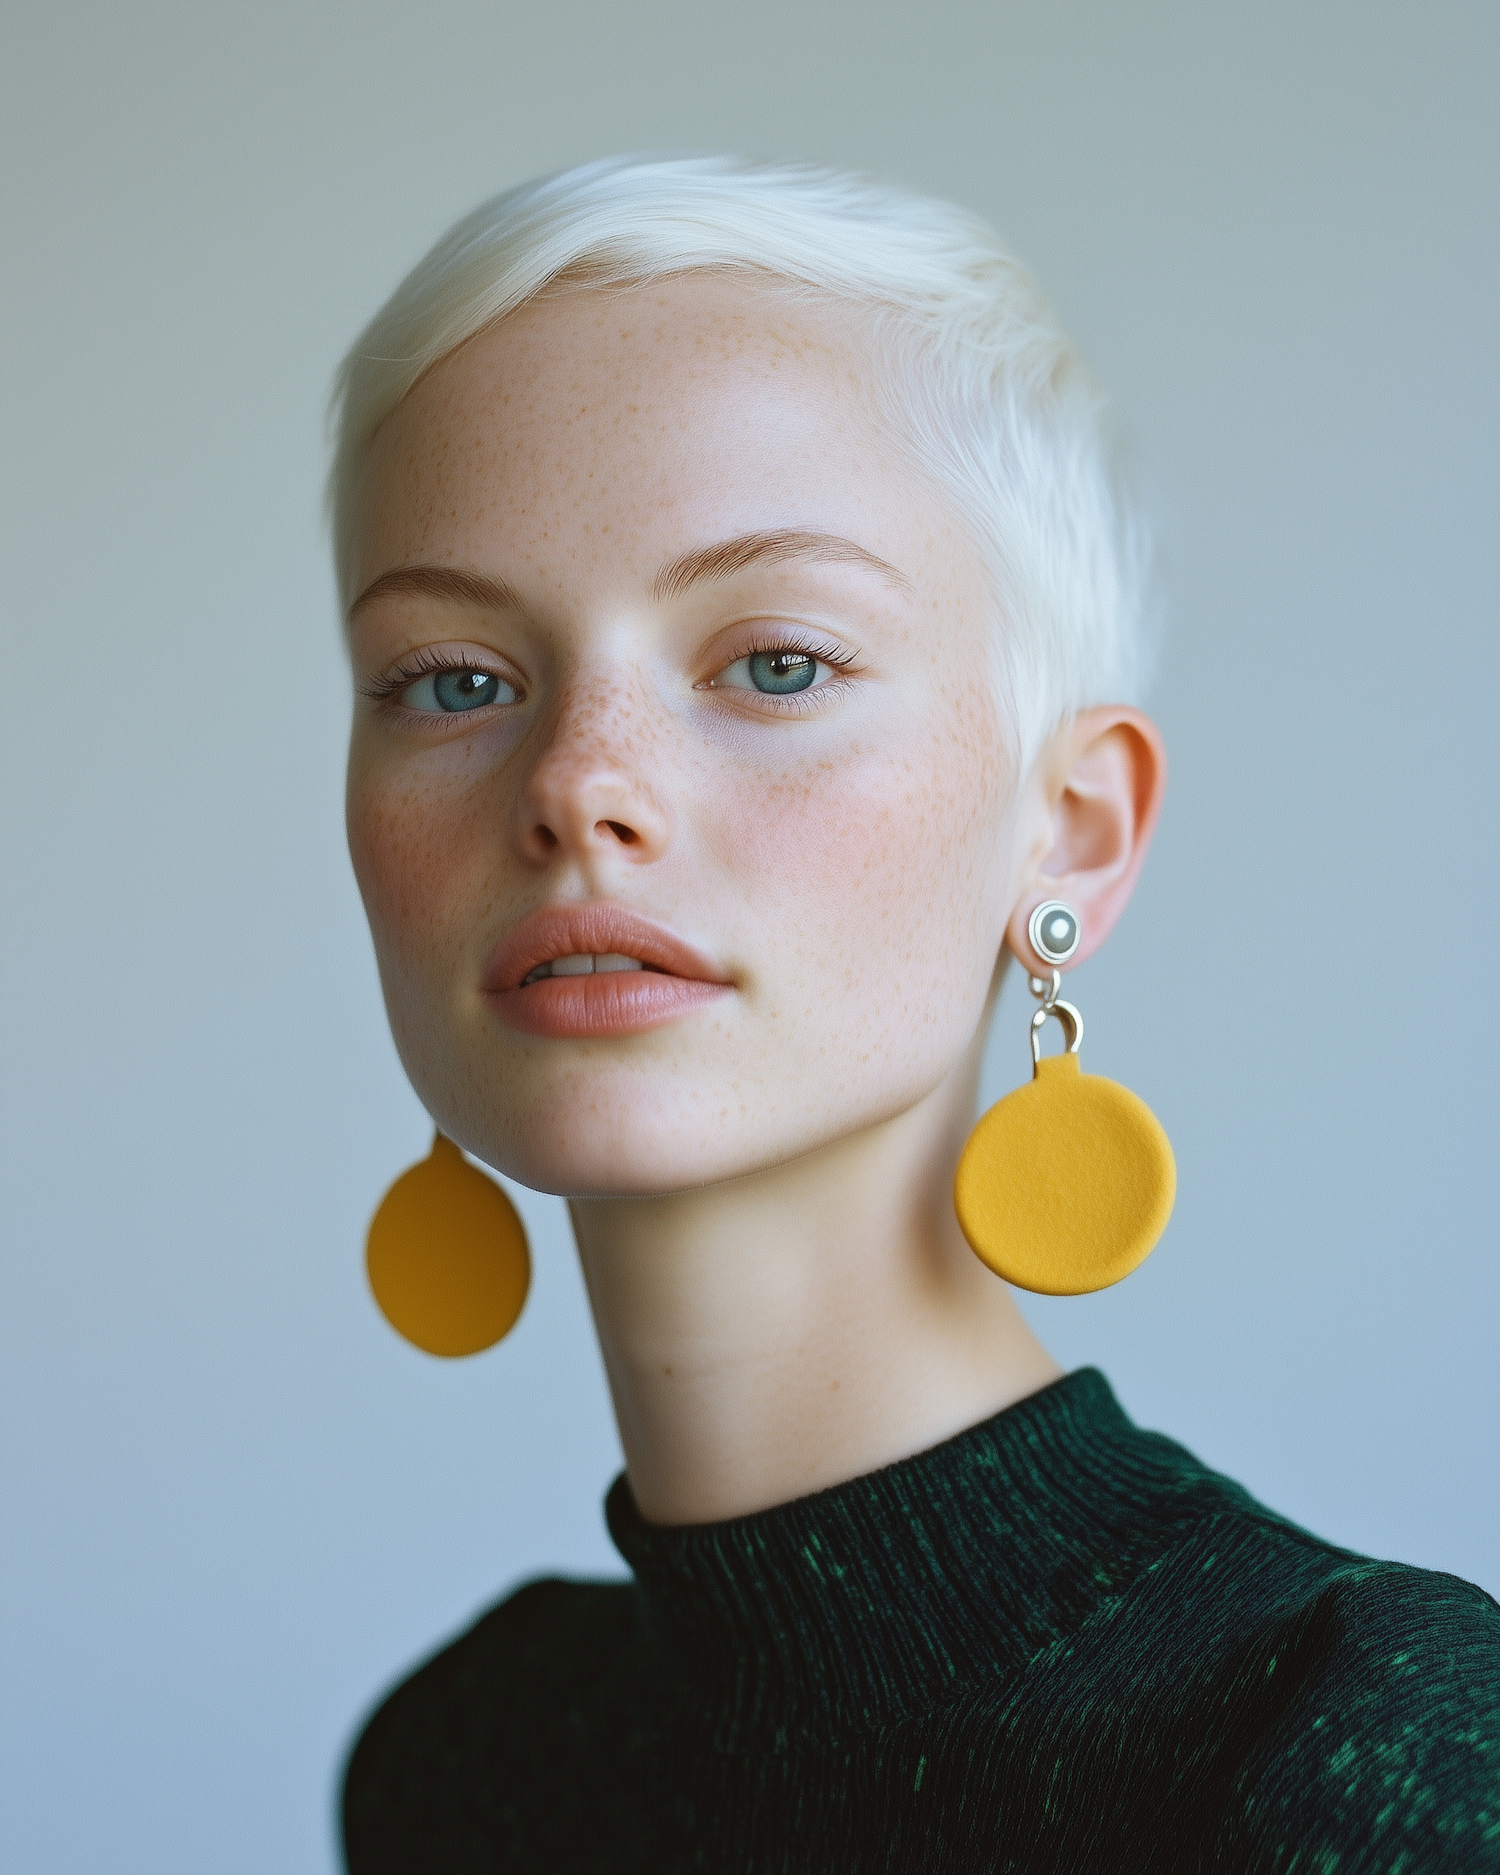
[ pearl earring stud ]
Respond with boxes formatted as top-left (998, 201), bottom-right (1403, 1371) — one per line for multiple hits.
top-left (1028, 900), bottom-right (1080, 967)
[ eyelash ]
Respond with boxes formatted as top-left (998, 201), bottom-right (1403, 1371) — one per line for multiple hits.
top-left (358, 646), bottom-right (513, 705)
top-left (740, 632), bottom-right (855, 670)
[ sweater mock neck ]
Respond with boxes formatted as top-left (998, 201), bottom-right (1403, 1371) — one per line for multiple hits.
top-left (605, 1368), bottom-right (1225, 1750)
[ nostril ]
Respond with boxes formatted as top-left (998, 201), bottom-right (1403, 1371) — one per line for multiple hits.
top-left (535, 824), bottom-right (560, 852)
top-left (602, 820), bottom-right (639, 845)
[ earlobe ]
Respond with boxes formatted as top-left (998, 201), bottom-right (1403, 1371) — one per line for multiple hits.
top-left (1008, 705), bottom-right (1166, 971)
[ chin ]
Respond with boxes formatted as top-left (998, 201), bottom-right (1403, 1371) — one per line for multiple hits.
top-left (386, 990), bottom-right (968, 1200)
top-left (428, 1071), bottom-right (845, 1200)
top-left (485, 1138), bottom-right (732, 1200)
top-left (485, 1075), bottom-right (814, 1197)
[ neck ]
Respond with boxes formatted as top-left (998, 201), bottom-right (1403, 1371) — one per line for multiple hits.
top-left (569, 1000), bottom-right (1061, 1526)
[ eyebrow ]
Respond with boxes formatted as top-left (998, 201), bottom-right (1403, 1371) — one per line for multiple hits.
top-left (349, 528), bottom-right (909, 623)
top-left (652, 530), bottom-right (911, 600)
top-left (348, 564), bottom-right (524, 621)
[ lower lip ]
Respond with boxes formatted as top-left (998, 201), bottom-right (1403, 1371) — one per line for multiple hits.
top-left (487, 972), bottom-right (730, 1039)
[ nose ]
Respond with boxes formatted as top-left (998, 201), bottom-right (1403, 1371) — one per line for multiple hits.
top-left (514, 670), bottom-right (672, 870)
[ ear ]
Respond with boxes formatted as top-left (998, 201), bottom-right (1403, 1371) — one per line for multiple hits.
top-left (1006, 705), bottom-right (1166, 973)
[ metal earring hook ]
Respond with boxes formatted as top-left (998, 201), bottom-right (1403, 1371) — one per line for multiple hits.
top-left (1029, 971), bottom-right (1084, 1064)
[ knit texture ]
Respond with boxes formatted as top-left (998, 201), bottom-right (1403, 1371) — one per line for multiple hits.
top-left (342, 1369), bottom-right (1500, 1872)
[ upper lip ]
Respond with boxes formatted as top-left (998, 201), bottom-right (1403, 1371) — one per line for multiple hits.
top-left (481, 904), bottom-right (731, 993)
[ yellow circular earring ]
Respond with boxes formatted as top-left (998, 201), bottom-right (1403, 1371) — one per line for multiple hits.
top-left (365, 1131), bottom-right (531, 1357)
top-left (955, 901), bottom-right (1176, 1295)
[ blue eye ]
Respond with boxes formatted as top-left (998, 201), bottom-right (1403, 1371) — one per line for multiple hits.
top-left (715, 647), bottom-right (833, 696)
top-left (747, 650), bottom-right (816, 694)
top-left (399, 667), bottom-right (518, 713)
top-left (433, 670), bottom-right (502, 712)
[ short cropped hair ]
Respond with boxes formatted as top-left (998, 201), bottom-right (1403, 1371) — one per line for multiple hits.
top-left (329, 154), bottom-right (1151, 768)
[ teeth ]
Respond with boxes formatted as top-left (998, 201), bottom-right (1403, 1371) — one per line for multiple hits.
top-left (522, 953), bottom-right (646, 985)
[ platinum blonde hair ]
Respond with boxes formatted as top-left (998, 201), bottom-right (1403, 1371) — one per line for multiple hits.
top-left (329, 154), bottom-right (1151, 769)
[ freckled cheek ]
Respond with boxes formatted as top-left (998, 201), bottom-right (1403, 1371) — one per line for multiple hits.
top-left (717, 748), bottom-right (1005, 981)
top-left (346, 760), bottom-right (499, 975)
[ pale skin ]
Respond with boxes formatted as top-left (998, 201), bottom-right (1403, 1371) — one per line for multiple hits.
top-left (345, 276), bottom-right (1166, 1525)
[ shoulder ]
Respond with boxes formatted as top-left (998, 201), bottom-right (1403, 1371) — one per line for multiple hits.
top-left (353, 1574), bottom-right (644, 1743)
top-left (1076, 1511), bottom-right (1500, 1871)
top-left (1202, 1542), bottom-right (1500, 1870)
top-left (943, 1501), bottom-right (1499, 1873)
top-left (342, 1576), bottom-right (645, 1872)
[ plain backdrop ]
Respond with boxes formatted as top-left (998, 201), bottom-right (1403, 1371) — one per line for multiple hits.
top-left (2, 3), bottom-right (1495, 1870)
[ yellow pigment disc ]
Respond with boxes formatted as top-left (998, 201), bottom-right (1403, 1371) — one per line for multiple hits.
top-left (955, 1053), bottom-right (1176, 1296)
top-left (366, 1134), bottom-right (531, 1357)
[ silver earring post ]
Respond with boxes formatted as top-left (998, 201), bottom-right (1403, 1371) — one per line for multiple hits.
top-left (1028, 899), bottom-right (1080, 968)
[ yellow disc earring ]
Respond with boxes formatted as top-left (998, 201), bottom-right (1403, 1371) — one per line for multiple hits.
top-left (955, 901), bottom-right (1176, 1295)
top-left (365, 1131), bottom-right (531, 1357)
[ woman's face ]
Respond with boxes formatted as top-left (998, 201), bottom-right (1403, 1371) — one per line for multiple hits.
top-left (346, 276), bottom-right (1027, 1195)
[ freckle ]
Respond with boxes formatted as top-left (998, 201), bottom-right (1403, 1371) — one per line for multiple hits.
top-left (663, 1365), bottom-right (673, 1377)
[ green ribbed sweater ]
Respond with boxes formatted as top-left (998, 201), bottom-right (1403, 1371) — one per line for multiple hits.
top-left (342, 1370), bottom-right (1499, 1872)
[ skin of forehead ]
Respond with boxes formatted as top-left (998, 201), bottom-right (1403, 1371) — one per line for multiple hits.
top-left (348, 274), bottom-right (982, 628)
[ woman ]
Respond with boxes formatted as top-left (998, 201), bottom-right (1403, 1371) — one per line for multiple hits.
top-left (332, 157), bottom-right (1497, 1872)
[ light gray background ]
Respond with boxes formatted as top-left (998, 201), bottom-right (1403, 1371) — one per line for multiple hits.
top-left (2, 3), bottom-right (1495, 1870)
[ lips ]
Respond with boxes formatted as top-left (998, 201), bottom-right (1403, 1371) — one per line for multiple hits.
top-left (482, 904), bottom-right (732, 1038)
